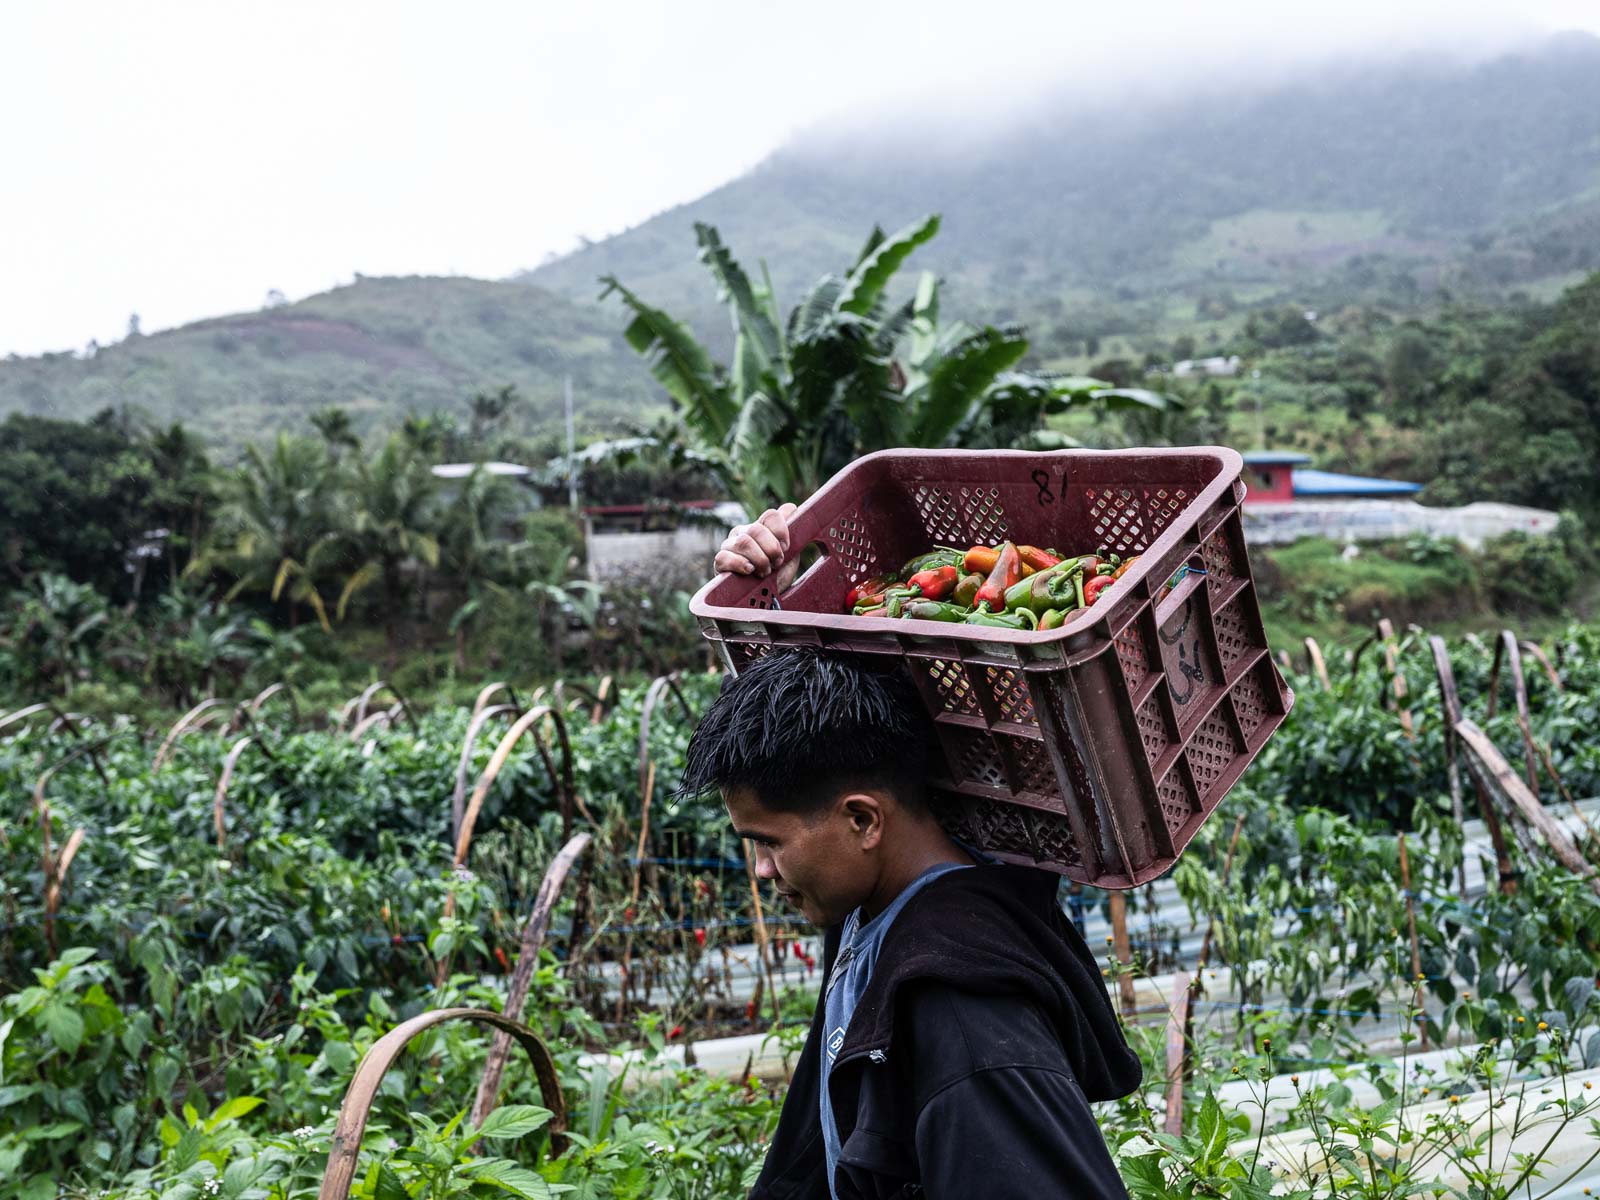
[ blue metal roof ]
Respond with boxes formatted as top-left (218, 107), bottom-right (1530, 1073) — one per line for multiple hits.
top-left (1293, 469), bottom-right (1422, 497)
top-left (1242, 450), bottom-right (1312, 466)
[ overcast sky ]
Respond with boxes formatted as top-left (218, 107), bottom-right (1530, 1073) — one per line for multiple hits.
top-left (4, 0), bottom-right (1597, 357)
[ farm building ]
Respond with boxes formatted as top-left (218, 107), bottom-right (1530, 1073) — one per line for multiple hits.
top-left (1239, 450), bottom-right (1558, 548)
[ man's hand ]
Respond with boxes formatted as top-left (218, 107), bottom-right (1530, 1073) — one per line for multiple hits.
top-left (715, 503), bottom-right (800, 591)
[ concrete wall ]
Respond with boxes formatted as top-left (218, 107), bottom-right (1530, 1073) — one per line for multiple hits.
top-left (1242, 500), bottom-right (1559, 550)
top-left (586, 524), bottom-right (729, 586)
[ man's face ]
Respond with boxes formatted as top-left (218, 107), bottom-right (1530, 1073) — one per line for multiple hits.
top-left (723, 786), bottom-right (878, 927)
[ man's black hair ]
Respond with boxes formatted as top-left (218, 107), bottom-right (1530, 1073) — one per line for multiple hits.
top-left (677, 648), bottom-right (938, 816)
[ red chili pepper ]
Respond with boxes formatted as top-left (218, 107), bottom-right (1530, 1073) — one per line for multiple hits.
top-left (494, 946), bottom-right (510, 971)
top-left (1018, 545), bottom-right (1061, 572)
top-left (907, 564), bottom-right (959, 600)
top-left (1084, 574), bottom-right (1116, 605)
top-left (745, 1000), bottom-right (757, 1020)
top-left (793, 941), bottom-right (805, 959)
top-left (668, 1024), bottom-right (683, 1041)
top-left (694, 927), bottom-right (707, 947)
top-left (974, 542), bottom-right (1023, 610)
top-left (843, 573), bottom-right (897, 611)
top-left (624, 906), bottom-right (635, 921)
top-left (804, 955), bottom-right (816, 973)
top-left (694, 878), bottom-right (710, 899)
top-left (391, 933), bottom-right (404, 947)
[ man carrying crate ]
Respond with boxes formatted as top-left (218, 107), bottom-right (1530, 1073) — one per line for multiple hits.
top-left (680, 508), bottom-right (1141, 1200)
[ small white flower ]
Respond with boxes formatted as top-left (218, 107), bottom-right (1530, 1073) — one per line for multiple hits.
top-left (453, 865), bottom-right (476, 883)
top-left (292, 1125), bottom-right (315, 1140)
top-left (203, 1181), bottom-right (222, 1196)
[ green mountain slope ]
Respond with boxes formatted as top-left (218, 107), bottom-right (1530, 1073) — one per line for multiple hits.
top-left (0, 276), bottom-right (657, 452)
top-left (522, 35), bottom-right (1600, 329)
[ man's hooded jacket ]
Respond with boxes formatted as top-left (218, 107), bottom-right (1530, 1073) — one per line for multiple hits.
top-left (749, 864), bottom-right (1143, 1200)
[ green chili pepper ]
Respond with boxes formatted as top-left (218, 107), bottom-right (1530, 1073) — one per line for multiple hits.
top-left (1004, 557), bottom-right (1087, 614)
top-left (901, 547), bottom-right (966, 576)
top-left (953, 572), bottom-right (983, 608)
top-left (902, 599), bottom-right (967, 622)
top-left (964, 607), bottom-right (1039, 630)
top-left (882, 587), bottom-right (919, 619)
top-left (1038, 607), bottom-right (1070, 631)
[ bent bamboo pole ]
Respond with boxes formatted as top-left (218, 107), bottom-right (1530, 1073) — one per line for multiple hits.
top-left (472, 832), bottom-right (593, 1129)
top-left (451, 704), bottom-right (518, 845)
top-left (317, 1008), bottom-right (566, 1200)
top-left (1455, 718), bottom-right (1600, 897)
top-left (1375, 618), bottom-right (1413, 739)
top-left (213, 736), bottom-right (253, 849)
top-left (471, 681), bottom-right (520, 719)
top-left (1430, 637), bottom-right (1510, 896)
top-left (1518, 639), bottom-right (1562, 693)
top-left (349, 680), bottom-right (418, 732)
top-left (152, 699), bottom-right (225, 770)
top-left (452, 706), bottom-right (574, 877)
top-left (348, 710), bottom-right (391, 741)
top-left (638, 673), bottom-right (695, 805)
top-left (1427, 640), bottom-right (1472, 902)
top-left (246, 681), bottom-right (300, 728)
top-left (1303, 637), bottom-right (1331, 691)
top-left (0, 702), bottom-right (53, 735)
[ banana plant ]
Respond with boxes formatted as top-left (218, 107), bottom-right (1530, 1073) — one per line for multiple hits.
top-left (595, 215), bottom-right (1176, 513)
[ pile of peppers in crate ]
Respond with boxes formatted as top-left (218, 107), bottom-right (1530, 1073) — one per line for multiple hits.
top-left (842, 542), bottom-right (1142, 630)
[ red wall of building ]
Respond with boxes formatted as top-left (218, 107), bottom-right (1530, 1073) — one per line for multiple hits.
top-left (1242, 465), bottom-right (1295, 503)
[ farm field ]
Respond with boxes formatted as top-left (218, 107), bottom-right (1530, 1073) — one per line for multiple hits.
top-left (5, 620), bottom-right (1600, 1199)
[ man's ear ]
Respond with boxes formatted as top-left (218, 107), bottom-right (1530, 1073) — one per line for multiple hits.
top-left (841, 793), bottom-right (885, 850)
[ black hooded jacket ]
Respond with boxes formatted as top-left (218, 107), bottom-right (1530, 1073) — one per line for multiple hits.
top-left (749, 864), bottom-right (1143, 1200)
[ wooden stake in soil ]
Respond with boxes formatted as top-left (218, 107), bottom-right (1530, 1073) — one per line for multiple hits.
top-left (472, 832), bottom-right (591, 1130)
top-left (1108, 890), bottom-right (1135, 1016)
top-left (1304, 637), bottom-right (1332, 691)
top-left (1431, 638), bottom-right (1515, 895)
top-left (741, 839), bottom-right (783, 1029)
top-left (1163, 970), bottom-right (1193, 1135)
top-left (615, 760), bottom-right (656, 1023)
top-left (1377, 618), bottom-right (1414, 739)
top-left (1398, 832), bottom-right (1428, 1051)
top-left (1457, 718), bottom-right (1600, 897)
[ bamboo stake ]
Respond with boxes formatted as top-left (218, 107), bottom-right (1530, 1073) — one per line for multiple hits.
top-left (1304, 637), bottom-right (1331, 691)
top-left (1163, 970), bottom-right (1193, 1135)
top-left (1457, 718), bottom-right (1600, 897)
top-left (1109, 890), bottom-right (1135, 1015)
top-left (1398, 833), bottom-right (1428, 1051)
top-left (1430, 636), bottom-right (1514, 895)
top-left (741, 838), bottom-right (783, 1030)
top-left (1377, 618), bottom-right (1414, 739)
top-left (615, 761), bottom-right (656, 1023)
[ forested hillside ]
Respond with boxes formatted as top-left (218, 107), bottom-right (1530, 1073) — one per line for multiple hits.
top-left (524, 34), bottom-right (1600, 338)
top-left (0, 277), bottom-right (653, 452)
top-left (3, 35), bottom-right (1597, 451)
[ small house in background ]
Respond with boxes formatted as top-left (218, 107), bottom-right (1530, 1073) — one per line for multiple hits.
top-left (582, 500), bottom-right (744, 585)
top-left (1171, 355), bottom-right (1242, 378)
top-left (1241, 450), bottom-right (1423, 503)
top-left (1238, 449), bottom-right (1556, 548)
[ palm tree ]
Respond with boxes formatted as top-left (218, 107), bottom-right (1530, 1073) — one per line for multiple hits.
top-left (191, 434), bottom-right (340, 630)
top-left (597, 215), bottom-right (1174, 512)
top-left (336, 433), bottom-right (441, 664)
top-left (437, 465), bottom-right (524, 671)
top-left (310, 407), bottom-right (360, 460)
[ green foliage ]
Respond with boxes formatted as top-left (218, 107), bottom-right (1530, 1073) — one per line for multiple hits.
top-left (0, 411), bottom-right (209, 602)
top-left (599, 216), bottom-right (1169, 512)
top-left (0, 277), bottom-right (656, 452)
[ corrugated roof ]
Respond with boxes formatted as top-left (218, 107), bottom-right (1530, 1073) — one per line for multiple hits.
top-left (1242, 450), bottom-right (1312, 466)
top-left (430, 461), bottom-right (531, 479)
top-left (1293, 469), bottom-right (1421, 496)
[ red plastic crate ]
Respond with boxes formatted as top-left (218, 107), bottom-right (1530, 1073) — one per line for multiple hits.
top-left (689, 447), bottom-right (1294, 888)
